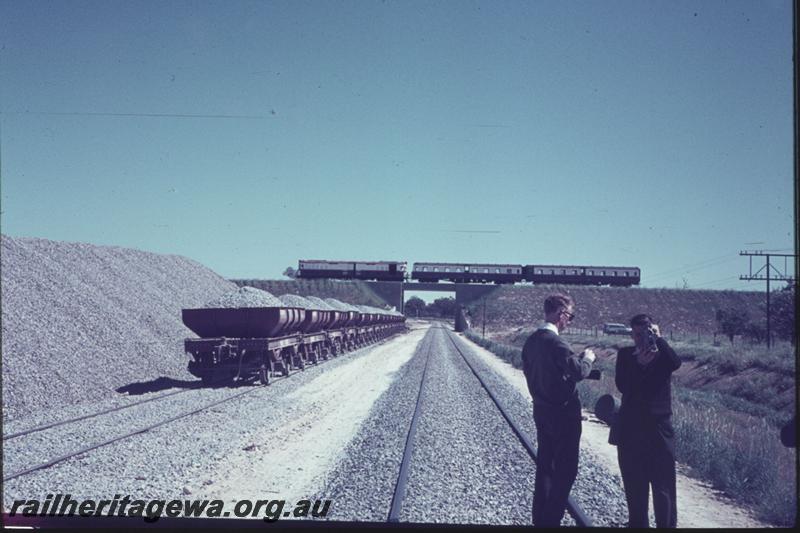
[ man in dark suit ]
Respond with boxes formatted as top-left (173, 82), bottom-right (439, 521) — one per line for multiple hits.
top-left (522, 293), bottom-right (596, 527)
top-left (614, 314), bottom-right (682, 528)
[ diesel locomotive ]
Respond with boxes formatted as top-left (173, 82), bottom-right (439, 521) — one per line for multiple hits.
top-left (296, 259), bottom-right (407, 282)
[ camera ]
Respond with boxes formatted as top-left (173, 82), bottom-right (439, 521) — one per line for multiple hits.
top-left (646, 328), bottom-right (658, 351)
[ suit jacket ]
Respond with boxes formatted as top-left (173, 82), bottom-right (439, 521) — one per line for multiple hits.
top-left (615, 337), bottom-right (682, 451)
top-left (522, 328), bottom-right (593, 415)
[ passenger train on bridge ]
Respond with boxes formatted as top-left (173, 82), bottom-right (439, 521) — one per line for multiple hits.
top-left (296, 259), bottom-right (640, 287)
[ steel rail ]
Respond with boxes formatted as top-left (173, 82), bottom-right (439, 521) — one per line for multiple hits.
top-left (4, 331), bottom-right (405, 483)
top-left (387, 327), bottom-right (436, 522)
top-left (444, 328), bottom-right (594, 528)
top-left (4, 382), bottom-right (211, 441)
top-left (6, 328), bottom-right (407, 441)
top-left (2, 384), bottom-right (265, 482)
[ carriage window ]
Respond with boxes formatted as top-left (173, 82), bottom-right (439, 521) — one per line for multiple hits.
top-left (506, 268), bottom-right (512, 273)
top-left (561, 269), bottom-right (566, 275)
top-left (444, 267), bottom-right (450, 272)
top-left (550, 269), bottom-right (554, 274)
top-left (495, 268), bottom-right (500, 273)
top-left (434, 267), bottom-right (439, 272)
top-left (625, 271), bottom-right (629, 276)
top-left (483, 268), bottom-right (489, 273)
top-left (572, 270), bottom-right (577, 274)
top-left (589, 270), bottom-right (594, 275)
top-left (614, 271), bottom-right (618, 276)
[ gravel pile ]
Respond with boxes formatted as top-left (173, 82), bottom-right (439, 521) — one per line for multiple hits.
top-left (278, 294), bottom-right (316, 309)
top-left (305, 296), bottom-right (335, 311)
top-left (325, 298), bottom-right (359, 312)
top-left (203, 286), bottom-right (282, 308)
top-left (0, 235), bottom-right (237, 422)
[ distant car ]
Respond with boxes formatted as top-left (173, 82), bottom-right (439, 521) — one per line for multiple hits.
top-left (603, 323), bottom-right (632, 335)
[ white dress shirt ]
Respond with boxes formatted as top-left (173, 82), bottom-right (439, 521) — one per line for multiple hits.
top-left (538, 321), bottom-right (559, 335)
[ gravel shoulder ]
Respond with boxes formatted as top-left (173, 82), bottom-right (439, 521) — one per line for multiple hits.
top-left (2, 330), bottom-right (421, 513)
top-left (197, 326), bottom-right (427, 506)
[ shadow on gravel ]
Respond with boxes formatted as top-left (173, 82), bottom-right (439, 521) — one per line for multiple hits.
top-left (116, 375), bottom-right (258, 395)
top-left (116, 376), bottom-right (204, 395)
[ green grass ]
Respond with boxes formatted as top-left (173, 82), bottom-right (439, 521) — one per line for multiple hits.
top-left (466, 328), bottom-right (796, 526)
top-left (464, 330), bottom-right (523, 369)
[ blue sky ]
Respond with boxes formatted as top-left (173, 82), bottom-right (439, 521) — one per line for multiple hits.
top-left (0, 0), bottom-right (794, 291)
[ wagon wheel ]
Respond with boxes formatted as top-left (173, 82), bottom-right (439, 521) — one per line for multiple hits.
top-left (259, 364), bottom-right (271, 385)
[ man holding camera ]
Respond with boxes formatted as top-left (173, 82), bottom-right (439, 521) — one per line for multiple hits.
top-left (522, 293), bottom-right (596, 527)
top-left (614, 314), bottom-right (682, 528)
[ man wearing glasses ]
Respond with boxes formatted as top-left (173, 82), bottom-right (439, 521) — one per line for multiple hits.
top-left (522, 293), bottom-right (596, 527)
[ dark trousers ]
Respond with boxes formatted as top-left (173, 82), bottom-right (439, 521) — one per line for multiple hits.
top-left (617, 439), bottom-right (677, 527)
top-left (532, 408), bottom-right (581, 527)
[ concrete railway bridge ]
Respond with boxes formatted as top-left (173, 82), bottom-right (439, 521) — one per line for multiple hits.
top-left (363, 281), bottom-right (498, 314)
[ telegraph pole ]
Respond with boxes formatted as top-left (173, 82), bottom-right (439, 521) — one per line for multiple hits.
top-left (739, 251), bottom-right (797, 348)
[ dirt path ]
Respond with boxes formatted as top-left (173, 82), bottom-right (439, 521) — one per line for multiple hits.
top-left (455, 332), bottom-right (773, 529)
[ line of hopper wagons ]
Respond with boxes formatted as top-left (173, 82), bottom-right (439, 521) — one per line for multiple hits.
top-left (182, 302), bottom-right (406, 385)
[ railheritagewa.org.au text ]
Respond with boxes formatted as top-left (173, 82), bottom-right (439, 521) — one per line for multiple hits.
top-left (9, 494), bottom-right (331, 522)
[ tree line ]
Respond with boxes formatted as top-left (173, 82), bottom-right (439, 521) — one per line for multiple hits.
top-left (715, 284), bottom-right (795, 344)
top-left (404, 296), bottom-right (458, 318)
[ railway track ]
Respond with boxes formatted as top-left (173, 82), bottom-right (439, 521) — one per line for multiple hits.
top-left (3, 332), bottom-right (404, 483)
top-left (3, 376), bottom-right (229, 441)
top-left (386, 325), bottom-right (593, 526)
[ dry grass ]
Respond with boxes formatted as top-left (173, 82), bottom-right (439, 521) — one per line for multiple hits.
top-left (466, 284), bottom-right (766, 339)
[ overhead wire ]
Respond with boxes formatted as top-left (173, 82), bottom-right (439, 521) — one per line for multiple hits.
top-left (645, 253), bottom-right (741, 285)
